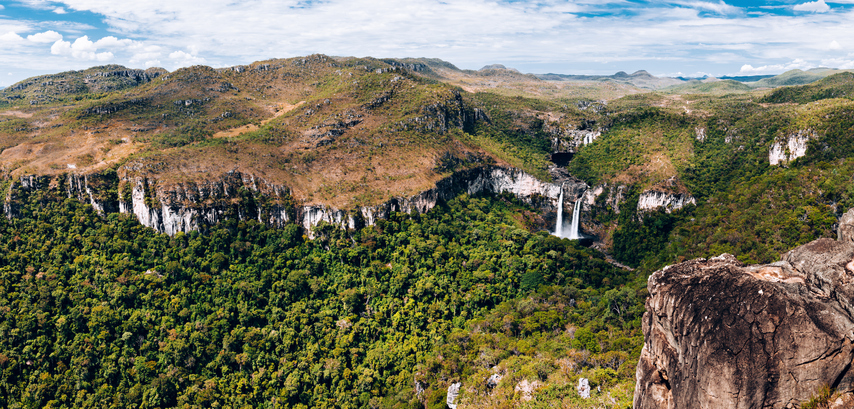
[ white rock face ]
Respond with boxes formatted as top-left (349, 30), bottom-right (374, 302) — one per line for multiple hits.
top-left (467, 167), bottom-right (562, 199)
top-left (583, 184), bottom-right (627, 214)
top-left (8, 166), bottom-right (582, 238)
top-left (514, 379), bottom-right (540, 402)
top-left (117, 171), bottom-right (292, 236)
top-left (769, 129), bottom-right (816, 166)
top-left (487, 373), bottom-right (503, 389)
top-left (65, 174), bottom-right (105, 214)
top-left (637, 190), bottom-right (696, 213)
top-left (296, 167), bottom-right (581, 237)
top-left (446, 382), bottom-right (461, 409)
top-left (695, 127), bottom-right (706, 142)
top-left (577, 378), bottom-right (591, 399)
top-left (552, 130), bottom-right (601, 152)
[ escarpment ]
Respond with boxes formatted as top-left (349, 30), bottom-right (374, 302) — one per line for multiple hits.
top-left (3, 165), bottom-right (589, 237)
top-left (634, 209), bottom-right (854, 409)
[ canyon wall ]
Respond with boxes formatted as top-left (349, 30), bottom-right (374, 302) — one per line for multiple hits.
top-left (3, 166), bottom-right (588, 237)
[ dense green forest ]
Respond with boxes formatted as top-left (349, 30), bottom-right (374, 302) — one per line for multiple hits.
top-left (4, 63), bottom-right (854, 409)
top-left (0, 190), bottom-right (644, 408)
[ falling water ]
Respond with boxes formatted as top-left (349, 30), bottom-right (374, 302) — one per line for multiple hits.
top-left (567, 199), bottom-right (582, 240)
top-left (554, 185), bottom-right (565, 237)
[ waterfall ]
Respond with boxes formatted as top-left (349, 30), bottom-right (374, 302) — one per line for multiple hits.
top-left (554, 184), bottom-right (565, 237)
top-left (554, 185), bottom-right (584, 240)
top-left (567, 198), bottom-right (582, 240)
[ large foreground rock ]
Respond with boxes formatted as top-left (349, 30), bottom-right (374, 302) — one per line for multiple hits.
top-left (635, 210), bottom-right (854, 408)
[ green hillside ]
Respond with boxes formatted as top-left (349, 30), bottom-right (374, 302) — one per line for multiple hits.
top-left (0, 188), bottom-right (642, 409)
top-left (3, 57), bottom-right (854, 408)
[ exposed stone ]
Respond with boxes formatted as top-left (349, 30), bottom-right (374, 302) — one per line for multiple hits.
top-left (4, 175), bottom-right (47, 218)
top-left (694, 127), bottom-right (705, 142)
top-left (769, 129), bottom-right (816, 166)
top-left (487, 373), bottom-right (503, 389)
top-left (447, 382), bottom-right (461, 409)
top-left (584, 183), bottom-right (627, 214)
top-left (839, 208), bottom-right (854, 244)
top-left (5, 165), bottom-right (586, 238)
top-left (637, 190), bottom-right (695, 213)
top-left (551, 129), bottom-right (601, 153)
top-left (637, 177), bottom-right (695, 213)
top-left (514, 379), bottom-right (540, 402)
top-left (117, 171), bottom-right (292, 236)
top-left (634, 210), bottom-right (854, 408)
top-left (293, 166), bottom-right (585, 238)
top-left (578, 378), bottom-right (591, 399)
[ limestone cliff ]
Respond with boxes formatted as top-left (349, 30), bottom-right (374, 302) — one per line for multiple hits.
top-left (637, 177), bottom-right (696, 213)
top-left (769, 129), bottom-right (816, 166)
top-left (4, 165), bottom-right (587, 237)
top-left (636, 190), bottom-right (695, 213)
top-left (634, 209), bottom-right (854, 408)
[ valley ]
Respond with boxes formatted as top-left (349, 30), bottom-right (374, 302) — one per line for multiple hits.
top-left (2, 56), bottom-right (854, 408)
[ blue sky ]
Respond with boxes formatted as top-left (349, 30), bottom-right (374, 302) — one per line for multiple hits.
top-left (0, 0), bottom-right (853, 86)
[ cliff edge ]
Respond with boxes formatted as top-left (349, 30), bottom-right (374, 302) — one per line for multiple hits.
top-left (635, 209), bottom-right (854, 408)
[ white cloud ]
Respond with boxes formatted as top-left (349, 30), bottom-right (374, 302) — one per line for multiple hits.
top-left (677, 1), bottom-right (740, 15)
top-left (129, 52), bottom-right (161, 64)
top-left (53, 7), bottom-right (68, 14)
top-left (27, 30), bottom-right (63, 43)
top-left (169, 50), bottom-right (206, 67)
top-left (1, 0), bottom-right (854, 83)
top-left (94, 36), bottom-right (134, 48)
top-left (51, 36), bottom-right (115, 61)
top-left (0, 32), bottom-right (26, 43)
top-left (794, 0), bottom-right (830, 12)
top-left (739, 59), bottom-right (814, 74)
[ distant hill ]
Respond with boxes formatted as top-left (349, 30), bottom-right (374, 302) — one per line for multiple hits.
top-left (748, 68), bottom-right (853, 88)
top-left (761, 71), bottom-right (854, 103)
top-left (662, 79), bottom-right (754, 95)
top-left (718, 74), bottom-right (776, 82)
top-left (1, 65), bottom-right (166, 105)
top-left (536, 70), bottom-right (685, 90)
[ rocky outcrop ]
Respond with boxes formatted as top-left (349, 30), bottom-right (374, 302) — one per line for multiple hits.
top-left (446, 382), bottom-right (461, 409)
top-left (294, 166), bottom-right (586, 237)
top-left (65, 172), bottom-right (119, 214)
top-left (636, 177), bottom-right (695, 214)
top-left (396, 90), bottom-right (482, 134)
top-left (515, 379), bottom-right (540, 402)
top-left (3, 175), bottom-right (45, 218)
top-left (551, 129), bottom-right (601, 153)
top-left (769, 129), bottom-right (816, 166)
top-left (637, 190), bottom-right (695, 213)
top-left (548, 118), bottom-right (603, 154)
top-left (583, 183), bottom-right (627, 214)
top-left (117, 171), bottom-right (292, 236)
top-left (4, 165), bottom-right (586, 237)
top-left (694, 127), bottom-right (705, 142)
top-left (634, 209), bottom-right (854, 408)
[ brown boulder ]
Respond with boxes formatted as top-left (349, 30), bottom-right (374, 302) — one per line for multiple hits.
top-left (634, 227), bottom-right (854, 408)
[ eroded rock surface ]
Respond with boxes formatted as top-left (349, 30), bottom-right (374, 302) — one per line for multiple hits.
top-left (635, 209), bottom-right (854, 409)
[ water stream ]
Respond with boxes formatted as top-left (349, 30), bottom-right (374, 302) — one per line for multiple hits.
top-left (554, 185), bottom-right (564, 237)
top-left (567, 198), bottom-right (582, 240)
top-left (554, 184), bottom-right (584, 240)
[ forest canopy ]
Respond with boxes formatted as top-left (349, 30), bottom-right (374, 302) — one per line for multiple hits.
top-left (0, 192), bottom-right (644, 408)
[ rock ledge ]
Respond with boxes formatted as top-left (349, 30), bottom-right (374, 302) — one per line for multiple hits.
top-left (635, 209), bottom-right (854, 408)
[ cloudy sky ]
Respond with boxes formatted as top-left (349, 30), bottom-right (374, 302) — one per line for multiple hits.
top-left (0, 0), bottom-right (852, 86)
